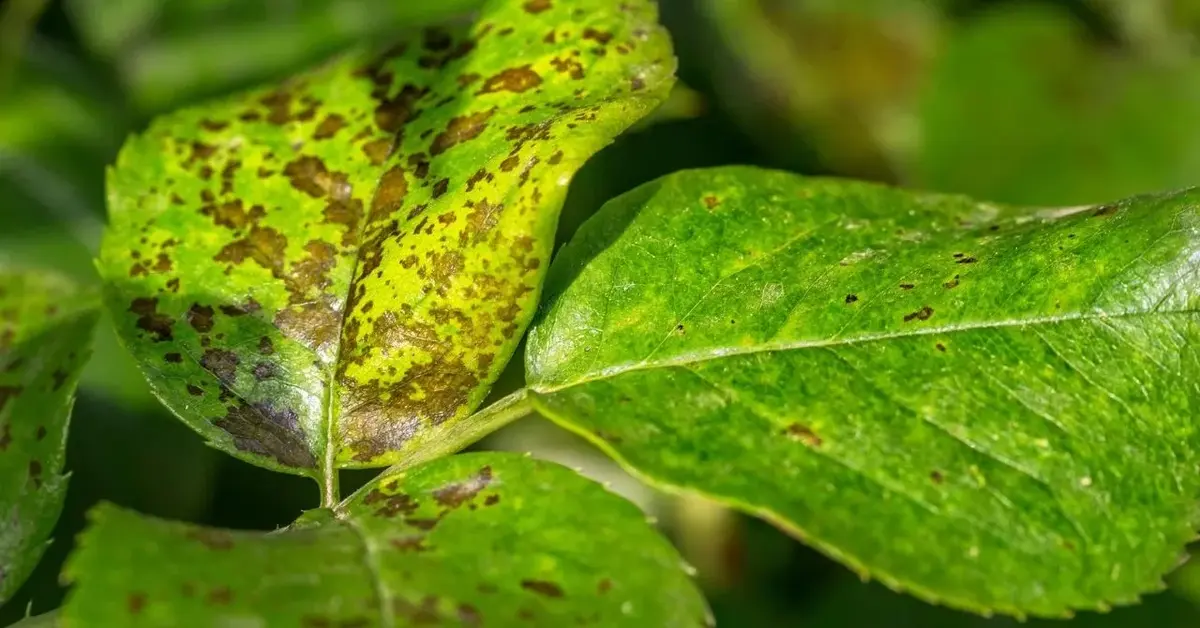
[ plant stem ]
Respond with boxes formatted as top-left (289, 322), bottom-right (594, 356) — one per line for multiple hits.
top-left (320, 462), bottom-right (340, 509)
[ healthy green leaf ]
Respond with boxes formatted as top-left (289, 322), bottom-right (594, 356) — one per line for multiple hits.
top-left (98, 0), bottom-right (676, 490)
top-left (62, 452), bottom-right (710, 626)
top-left (525, 166), bottom-right (1200, 617)
top-left (0, 269), bottom-right (97, 605)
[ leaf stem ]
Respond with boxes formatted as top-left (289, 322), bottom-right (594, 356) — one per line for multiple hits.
top-left (320, 460), bottom-right (340, 509)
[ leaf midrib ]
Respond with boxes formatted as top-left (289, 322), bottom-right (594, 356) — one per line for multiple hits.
top-left (531, 306), bottom-right (1198, 392)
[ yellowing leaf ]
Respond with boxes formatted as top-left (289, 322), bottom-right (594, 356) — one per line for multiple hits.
top-left (98, 0), bottom-right (676, 495)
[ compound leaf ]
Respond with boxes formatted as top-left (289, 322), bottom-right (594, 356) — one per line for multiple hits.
top-left (526, 166), bottom-right (1200, 617)
top-left (98, 0), bottom-right (675, 486)
top-left (62, 452), bottom-right (710, 626)
top-left (0, 269), bottom-right (97, 604)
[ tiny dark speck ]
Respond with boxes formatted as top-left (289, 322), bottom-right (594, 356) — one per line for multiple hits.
top-left (935, 343), bottom-right (946, 352)
top-left (930, 470), bottom-right (944, 484)
top-left (899, 283), bottom-right (914, 290)
top-left (955, 257), bottom-right (977, 264)
top-left (844, 294), bottom-right (858, 304)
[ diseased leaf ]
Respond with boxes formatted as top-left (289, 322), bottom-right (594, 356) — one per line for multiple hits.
top-left (525, 166), bottom-right (1200, 617)
top-left (0, 269), bottom-right (97, 605)
top-left (98, 0), bottom-right (676, 487)
top-left (62, 452), bottom-right (710, 626)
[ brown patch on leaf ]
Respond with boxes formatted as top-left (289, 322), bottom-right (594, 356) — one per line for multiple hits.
top-left (521, 580), bottom-right (564, 598)
top-left (130, 298), bottom-right (174, 342)
top-left (784, 423), bottom-right (822, 447)
top-left (523, 0), bottom-right (551, 13)
top-left (215, 399), bottom-right (315, 468)
top-left (477, 65), bottom-right (543, 94)
top-left (188, 303), bottom-right (215, 333)
top-left (432, 466), bottom-right (493, 509)
top-left (430, 108), bottom-right (496, 156)
top-left (200, 348), bottom-right (239, 384)
top-left (313, 114), bottom-right (347, 140)
top-left (903, 306), bottom-right (934, 323)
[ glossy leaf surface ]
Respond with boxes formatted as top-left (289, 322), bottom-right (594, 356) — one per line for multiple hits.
top-left (526, 166), bottom-right (1200, 616)
top-left (62, 452), bottom-right (710, 626)
top-left (98, 0), bottom-right (676, 481)
top-left (0, 269), bottom-right (97, 604)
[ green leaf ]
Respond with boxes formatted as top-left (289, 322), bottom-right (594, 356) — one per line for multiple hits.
top-left (525, 166), bottom-right (1200, 617)
top-left (62, 452), bottom-right (710, 626)
top-left (98, 0), bottom-right (676, 488)
top-left (0, 269), bottom-right (98, 605)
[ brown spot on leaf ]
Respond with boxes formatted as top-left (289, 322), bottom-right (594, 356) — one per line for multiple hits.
top-left (844, 294), bottom-right (858, 304)
top-left (703, 196), bottom-right (720, 209)
top-left (432, 178), bottom-right (450, 198)
top-left (207, 586), bottom-right (233, 605)
top-left (313, 114), bottom-right (346, 140)
top-left (477, 65), bottom-right (543, 94)
top-left (0, 423), bottom-right (10, 451)
top-left (549, 56), bottom-right (585, 80)
top-left (936, 343), bottom-right (947, 352)
top-left (187, 384), bottom-right (204, 396)
top-left (784, 423), bottom-right (822, 447)
top-left (28, 460), bottom-right (42, 487)
top-left (903, 306), bottom-right (934, 323)
top-left (524, 0), bottom-right (551, 13)
top-left (165, 353), bottom-right (183, 364)
top-left (956, 257), bottom-right (977, 265)
top-left (188, 303), bottom-right (215, 333)
top-left (200, 348), bottom-right (239, 384)
top-left (582, 28), bottom-right (613, 44)
top-left (931, 470), bottom-right (944, 484)
top-left (215, 400), bottom-right (314, 468)
top-left (899, 283), bottom-right (914, 290)
top-left (252, 362), bottom-right (277, 381)
top-left (522, 580), bottom-right (564, 598)
top-left (369, 166), bottom-right (408, 222)
top-left (943, 275), bottom-right (960, 289)
top-left (35, 426), bottom-right (46, 440)
top-left (128, 592), bottom-right (147, 614)
top-left (391, 536), bottom-right (429, 553)
top-left (430, 108), bottom-right (496, 156)
top-left (362, 138), bottom-right (393, 165)
top-left (130, 298), bottom-right (174, 342)
top-left (432, 466), bottom-right (493, 509)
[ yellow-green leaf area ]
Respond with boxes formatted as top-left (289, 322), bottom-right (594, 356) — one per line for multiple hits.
top-left (97, 0), bottom-right (676, 480)
top-left (0, 269), bottom-right (98, 605)
top-left (62, 452), bottom-right (710, 626)
top-left (526, 166), bottom-right (1200, 617)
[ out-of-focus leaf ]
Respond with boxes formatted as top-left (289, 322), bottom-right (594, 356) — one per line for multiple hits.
top-left (0, 41), bottom-right (157, 411)
top-left (0, 269), bottom-right (97, 605)
top-left (914, 4), bottom-right (1200, 206)
top-left (799, 573), bottom-right (1200, 628)
top-left (525, 166), bottom-right (1200, 616)
top-left (62, 452), bottom-right (710, 626)
top-left (66, 0), bottom-right (487, 112)
top-left (98, 0), bottom-right (675, 492)
top-left (699, 0), bottom-right (942, 179)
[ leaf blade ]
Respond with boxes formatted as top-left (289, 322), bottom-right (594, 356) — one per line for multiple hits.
top-left (98, 0), bottom-right (676, 478)
top-left (525, 166), bottom-right (1200, 616)
top-left (0, 268), bottom-right (97, 605)
top-left (62, 452), bottom-right (710, 626)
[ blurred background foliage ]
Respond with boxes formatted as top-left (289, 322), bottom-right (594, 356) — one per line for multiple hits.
top-left (2, 0), bottom-right (1200, 625)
